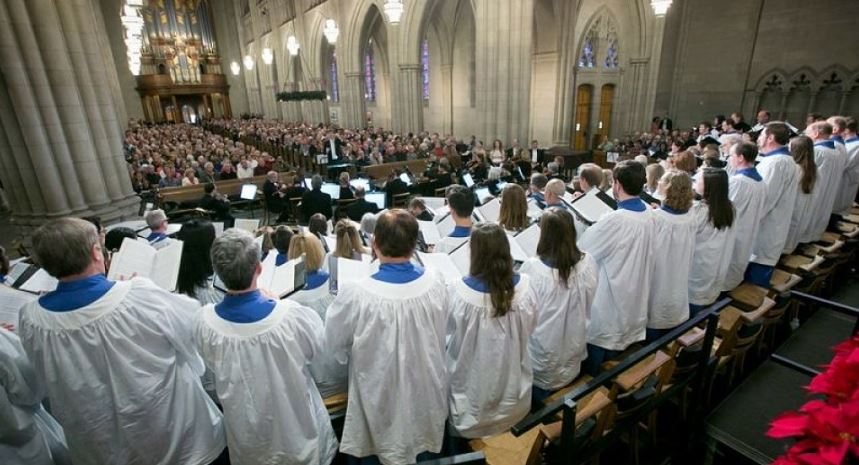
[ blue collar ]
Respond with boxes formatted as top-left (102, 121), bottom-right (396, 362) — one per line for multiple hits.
top-left (832, 135), bottom-right (844, 144)
top-left (371, 262), bottom-right (424, 284)
top-left (845, 136), bottom-right (859, 144)
top-left (736, 167), bottom-right (763, 182)
top-left (215, 290), bottom-right (276, 323)
top-left (147, 232), bottom-right (168, 243)
top-left (540, 258), bottom-right (555, 268)
top-left (617, 197), bottom-right (647, 212)
top-left (529, 192), bottom-right (546, 208)
top-left (275, 253), bottom-right (289, 267)
top-left (814, 140), bottom-right (836, 150)
top-left (661, 205), bottom-right (688, 215)
top-left (305, 270), bottom-right (329, 290)
top-left (0, 274), bottom-right (5, 284)
top-left (463, 274), bottom-right (521, 293)
top-left (39, 274), bottom-right (115, 312)
top-left (545, 202), bottom-right (567, 210)
top-left (761, 146), bottom-right (790, 157)
top-left (449, 225), bottom-right (471, 238)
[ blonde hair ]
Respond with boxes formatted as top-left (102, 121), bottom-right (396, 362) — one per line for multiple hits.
top-left (645, 163), bottom-right (665, 192)
top-left (600, 169), bottom-right (614, 191)
top-left (334, 219), bottom-right (368, 259)
top-left (659, 170), bottom-right (694, 212)
top-left (287, 232), bottom-right (325, 272)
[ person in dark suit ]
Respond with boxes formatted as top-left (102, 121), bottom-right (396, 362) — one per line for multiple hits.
top-left (301, 175), bottom-right (332, 223)
top-left (199, 183), bottom-right (235, 228)
top-left (383, 170), bottom-right (409, 207)
top-left (262, 171), bottom-right (285, 212)
top-left (408, 198), bottom-right (434, 221)
top-left (659, 115), bottom-right (673, 131)
top-left (345, 186), bottom-right (381, 222)
top-left (338, 172), bottom-right (355, 200)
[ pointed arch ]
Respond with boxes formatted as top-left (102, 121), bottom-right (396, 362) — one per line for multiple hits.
top-left (752, 69), bottom-right (789, 93)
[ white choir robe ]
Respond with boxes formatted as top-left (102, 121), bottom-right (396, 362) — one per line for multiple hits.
top-left (647, 208), bottom-right (697, 329)
top-left (834, 138), bottom-right (859, 215)
top-left (578, 208), bottom-right (653, 350)
top-left (520, 255), bottom-right (598, 390)
top-left (784, 164), bottom-right (816, 253)
top-left (324, 270), bottom-right (449, 465)
top-left (290, 278), bottom-right (347, 398)
top-left (446, 276), bottom-right (538, 438)
top-left (804, 143), bottom-right (844, 240)
top-left (195, 300), bottom-right (338, 465)
top-left (751, 152), bottom-right (799, 266)
top-left (18, 278), bottom-right (225, 465)
top-left (688, 203), bottom-right (735, 306)
top-left (433, 235), bottom-right (469, 254)
top-left (723, 173), bottom-right (768, 290)
top-left (0, 327), bottom-right (68, 465)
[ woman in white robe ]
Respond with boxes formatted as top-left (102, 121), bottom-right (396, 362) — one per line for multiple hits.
top-left (646, 170), bottom-right (697, 339)
top-left (722, 144), bottom-right (768, 291)
top-left (688, 169), bottom-right (736, 313)
top-left (446, 223), bottom-right (538, 439)
top-left (520, 209), bottom-right (597, 398)
top-left (0, 327), bottom-right (70, 465)
top-left (783, 136), bottom-right (818, 252)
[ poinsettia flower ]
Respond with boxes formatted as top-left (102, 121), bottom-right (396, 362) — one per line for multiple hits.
top-left (768, 411), bottom-right (811, 438)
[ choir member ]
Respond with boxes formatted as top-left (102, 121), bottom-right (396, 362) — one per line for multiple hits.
top-left (0, 326), bottom-right (70, 465)
top-left (783, 136), bottom-right (818, 253)
top-left (498, 184), bottom-right (530, 233)
top-left (434, 185), bottom-right (474, 253)
top-left (176, 219), bottom-right (223, 305)
top-left (521, 209), bottom-right (597, 401)
top-left (446, 223), bottom-right (537, 438)
top-left (409, 197), bottom-right (435, 221)
top-left (144, 209), bottom-right (173, 249)
top-left (578, 161), bottom-right (653, 374)
top-left (723, 142), bottom-right (768, 291)
top-left (805, 122), bottom-right (845, 238)
top-left (196, 228), bottom-right (337, 465)
top-left (270, 225), bottom-right (294, 265)
top-left (543, 179), bottom-right (568, 209)
top-left (834, 117), bottom-right (859, 216)
top-left (333, 219), bottom-right (369, 260)
top-left (646, 171), bottom-right (697, 340)
top-left (18, 218), bottom-right (226, 465)
top-left (324, 210), bottom-right (448, 464)
top-left (528, 173), bottom-right (548, 208)
top-left (688, 168), bottom-right (735, 315)
top-left (745, 123), bottom-right (799, 287)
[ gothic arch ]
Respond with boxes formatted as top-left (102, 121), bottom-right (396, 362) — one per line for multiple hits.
top-left (399, 0), bottom-right (477, 65)
top-left (752, 69), bottom-right (789, 93)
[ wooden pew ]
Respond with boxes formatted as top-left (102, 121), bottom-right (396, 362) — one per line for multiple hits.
top-left (157, 171), bottom-right (296, 209)
top-left (361, 159), bottom-right (428, 179)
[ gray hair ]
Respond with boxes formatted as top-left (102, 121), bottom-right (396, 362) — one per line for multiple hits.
top-left (266, 171), bottom-right (279, 181)
top-left (354, 185), bottom-right (366, 198)
top-left (32, 218), bottom-right (99, 278)
top-left (360, 212), bottom-right (378, 236)
top-left (211, 228), bottom-right (260, 291)
top-left (311, 175), bottom-right (323, 190)
top-left (145, 209), bottom-right (167, 229)
top-left (546, 161), bottom-right (560, 174)
top-left (634, 154), bottom-right (649, 166)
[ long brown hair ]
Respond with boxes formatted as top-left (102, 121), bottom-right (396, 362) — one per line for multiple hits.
top-left (536, 209), bottom-right (583, 287)
top-left (469, 223), bottom-right (515, 317)
top-left (790, 136), bottom-right (817, 194)
top-left (498, 184), bottom-right (528, 232)
top-left (334, 219), bottom-right (368, 259)
top-left (701, 168), bottom-right (734, 230)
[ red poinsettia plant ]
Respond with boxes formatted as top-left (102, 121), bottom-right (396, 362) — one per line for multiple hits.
top-left (767, 335), bottom-right (859, 465)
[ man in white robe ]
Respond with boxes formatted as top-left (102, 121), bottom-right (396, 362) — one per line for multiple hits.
top-left (800, 121), bottom-right (847, 237)
top-left (433, 185), bottom-right (473, 254)
top-left (746, 123), bottom-right (799, 288)
top-left (325, 210), bottom-right (449, 465)
top-left (0, 326), bottom-right (69, 465)
top-left (144, 208), bottom-right (173, 250)
top-left (18, 218), bottom-right (226, 465)
top-left (578, 161), bottom-right (653, 375)
top-left (195, 229), bottom-right (337, 465)
top-left (723, 142), bottom-right (768, 291)
top-left (833, 117), bottom-right (859, 215)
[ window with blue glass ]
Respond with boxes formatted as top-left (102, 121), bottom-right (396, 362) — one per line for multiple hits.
top-left (364, 40), bottom-right (376, 102)
top-left (578, 38), bottom-right (596, 68)
top-left (329, 47), bottom-right (340, 103)
top-left (421, 38), bottom-right (430, 100)
top-left (604, 37), bottom-right (619, 68)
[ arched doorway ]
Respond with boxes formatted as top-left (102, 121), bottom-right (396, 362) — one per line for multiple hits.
top-left (595, 84), bottom-right (615, 147)
top-left (573, 84), bottom-right (593, 150)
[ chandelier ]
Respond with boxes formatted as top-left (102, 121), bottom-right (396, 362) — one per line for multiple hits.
top-left (650, 0), bottom-right (673, 17)
top-left (261, 48), bottom-right (274, 65)
top-left (383, 0), bottom-right (404, 24)
top-left (286, 36), bottom-right (300, 56)
top-left (120, 0), bottom-right (145, 75)
top-left (243, 55), bottom-right (254, 70)
top-left (323, 19), bottom-right (339, 44)
top-left (230, 61), bottom-right (240, 75)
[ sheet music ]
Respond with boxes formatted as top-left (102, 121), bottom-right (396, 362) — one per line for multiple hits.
top-left (253, 235), bottom-right (264, 257)
top-left (416, 252), bottom-right (462, 283)
top-left (107, 238), bottom-right (157, 282)
top-left (18, 269), bottom-right (58, 294)
top-left (506, 233), bottom-right (529, 263)
top-left (419, 197), bottom-right (446, 211)
top-left (515, 223), bottom-right (542, 258)
top-left (270, 259), bottom-right (297, 297)
top-left (150, 240), bottom-right (183, 291)
top-left (476, 198), bottom-right (501, 223)
top-left (323, 236), bottom-right (337, 254)
top-left (0, 286), bottom-right (37, 327)
top-left (433, 207), bottom-right (449, 221)
top-left (361, 253), bottom-right (373, 264)
top-left (235, 219), bottom-right (260, 234)
top-left (436, 213), bottom-right (456, 237)
top-left (212, 222), bottom-right (224, 237)
top-left (571, 192), bottom-right (615, 224)
top-left (258, 251), bottom-right (278, 291)
top-left (449, 241), bottom-right (471, 276)
top-left (7, 262), bottom-right (30, 285)
top-left (418, 220), bottom-right (442, 245)
top-left (526, 200), bottom-right (543, 221)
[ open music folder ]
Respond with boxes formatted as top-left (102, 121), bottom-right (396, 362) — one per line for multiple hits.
top-left (257, 253), bottom-right (307, 299)
top-left (569, 191), bottom-right (616, 224)
top-left (106, 237), bottom-right (183, 291)
top-left (5, 262), bottom-right (58, 294)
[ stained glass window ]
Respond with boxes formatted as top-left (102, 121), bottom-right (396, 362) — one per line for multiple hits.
top-left (421, 39), bottom-right (430, 100)
top-left (364, 40), bottom-right (376, 102)
top-left (329, 47), bottom-right (340, 103)
top-left (578, 38), bottom-right (595, 68)
top-left (604, 38), bottom-right (618, 68)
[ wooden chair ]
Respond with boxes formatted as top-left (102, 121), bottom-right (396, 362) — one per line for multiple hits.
top-left (469, 427), bottom-right (546, 465)
top-left (392, 192), bottom-right (411, 208)
top-left (710, 299), bottom-right (774, 394)
top-left (434, 187), bottom-right (447, 197)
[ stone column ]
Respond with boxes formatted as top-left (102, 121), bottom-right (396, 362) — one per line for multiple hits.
top-left (551, 0), bottom-right (579, 146)
top-left (0, 0), bottom-right (137, 227)
top-left (474, 0), bottom-right (534, 143)
top-left (440, 64), bottom-right (454, 135)
top-left (394, 63), bottom-right (423, 134)
top-left (342, 72), bottom-right (366, 128)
